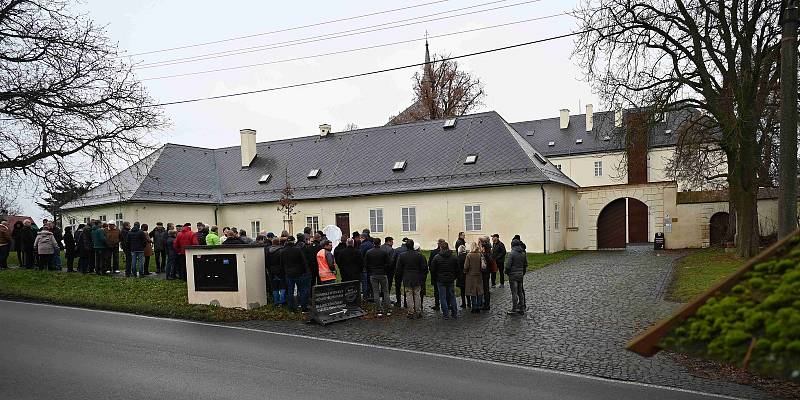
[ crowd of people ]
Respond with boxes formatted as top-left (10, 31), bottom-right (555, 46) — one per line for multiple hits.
top-left (0, 217), bottom-right (530, 319)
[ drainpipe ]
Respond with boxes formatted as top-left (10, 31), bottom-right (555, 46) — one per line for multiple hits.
top-left (213, 204), bottom-right (219, 226)
top-left (540, 184), bottom-right (547, 254)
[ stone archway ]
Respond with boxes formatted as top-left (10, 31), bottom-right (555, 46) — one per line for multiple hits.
top-left (580, 182), bottom-right (673, 250)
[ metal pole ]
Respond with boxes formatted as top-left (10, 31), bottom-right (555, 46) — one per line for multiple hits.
top-left (778, 0), bottom-right (799, 238)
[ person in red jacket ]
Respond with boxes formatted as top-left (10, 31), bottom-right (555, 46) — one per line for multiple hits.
top-left (173, 223), bottom-right (198, 280)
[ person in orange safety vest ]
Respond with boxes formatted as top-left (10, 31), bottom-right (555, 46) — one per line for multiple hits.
top-left (316, 240), bottom-right (337, 284)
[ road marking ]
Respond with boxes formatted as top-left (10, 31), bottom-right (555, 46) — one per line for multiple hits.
top-left (0, 299), bottom-right (745, 400)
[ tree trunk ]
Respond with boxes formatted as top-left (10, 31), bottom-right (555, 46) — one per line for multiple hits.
top-left (728, 129), bottom-right (761, 258)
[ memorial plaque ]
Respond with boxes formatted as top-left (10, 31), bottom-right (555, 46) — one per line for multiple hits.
top-left (310, 280), bottom-right (365, 325)
top-left (194, 254), bottom-right (238, 291)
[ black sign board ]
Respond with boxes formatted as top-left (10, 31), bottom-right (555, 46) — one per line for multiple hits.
top-left (310, 280), bottom-right (365, 325)
top-left (654, 233), bottom-right (665, 250)
top-left (194, 254), bottom-right (238, 291)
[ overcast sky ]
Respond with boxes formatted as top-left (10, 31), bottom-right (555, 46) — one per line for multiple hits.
top-left (20, 0), bottom-right (599, 220)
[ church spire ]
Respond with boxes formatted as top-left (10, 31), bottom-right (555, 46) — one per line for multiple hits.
top-left (422, 33), bottom-right (433, 92)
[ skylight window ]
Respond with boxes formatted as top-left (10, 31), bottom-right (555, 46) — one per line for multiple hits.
top-left (392, 161), bottom-right (407, 171)
top-left (575, 139), bottom-right (583, 144)
top-left (464, 154), bottom-right (478, 165)
top-left (665, 129), bottom-right (673, 134)
top-left (258, 174), bottom-right (271, 184)
top-left (547, 141), bottom-right (555, 146)
top-left (443, 118), bottom-right (457, 129)
top-left (526, 130), bottom-right (535, 136)
top-left (307, 169), bottom-right (321, 179)
top-left (602, 136), bottom-right (611, 141)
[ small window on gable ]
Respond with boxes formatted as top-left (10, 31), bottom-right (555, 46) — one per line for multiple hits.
top-left (464, 154), bottom-right (478, 165)
top-left (307, 169), bottom-right (320, 179)
top-left (258, 174), bottom-right (271, 183)
top-left (575, 139), bottom-right (583, 144)
top-left (533, 153), bottom-right (547, 165)
top-left (548, 141), bottom-right (555, 146)
top-left (392, 161), bottom-right (407, 171)
top-left (443, 118), bottom-right (456, 129)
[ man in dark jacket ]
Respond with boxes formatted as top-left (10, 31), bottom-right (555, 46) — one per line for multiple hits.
top-left (266, 238), bottom-right (285, 305)
top-left (195, 222), bottom-right (208, 245)
top-left (90, 221), bottom-right (109, 275)
top-left (380, 237), bottom-right (396, 303)
top-left (126, 222), bottom-right (147, 277)
top-left (365, 238), bottom-right (391, 316)
top-left (505, 239), bottom-right (528, 315)
top-left (120, 221), bottom-right (131, 274)
top-left (300, 234), bottom-right (320, 286)
top-left (283, 235), bottom-right (310, 312)
top-left (335, 238), bottom-right (363, 283)
top-left (427, 238), bottom-right (446, 311)
top-left (430, 242), bottom-right (459, 319)
top-left (80, 222), bottom-right (94, 273)
top-left (392, 238), bottom-right (409, 307)
top-left (396, 239), bottom-right (427, 319)
top-left (150, 222), bottom-right (168, 273)
top-left (20, 219), bottom-right (36, 269)
top-left (454, 232), bottom-right (466, 257)
top-left (491, 234), bottom-right (508, 288)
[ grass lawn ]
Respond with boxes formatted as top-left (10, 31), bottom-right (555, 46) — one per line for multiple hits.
top-left (666, 248), bottom-right (744, 302)
top-left (0, 253), bottom-right (300, 322)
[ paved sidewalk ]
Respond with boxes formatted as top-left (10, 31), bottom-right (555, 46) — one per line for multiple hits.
top-left (228, 246), bottom-right (772, 399)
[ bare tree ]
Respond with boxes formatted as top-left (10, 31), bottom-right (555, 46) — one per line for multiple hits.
top-left (389, 53), bottom-right (485, 124)
top-left (0, 194), bottom-right (22, 215)
top-left (573, 0), bottom-right (784, 257)
top-left (0, 0), bottom-right (166, 190)
top-left (276, 167), bottom-right (298, 235)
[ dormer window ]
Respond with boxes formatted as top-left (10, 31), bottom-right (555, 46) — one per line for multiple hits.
top-left (258, 174), bottom-right (271, 184)
top-left (575, 139), bottom-right (583, 144)
top-left (464, 154), bottom-right (478, 165)
top-left (547, 141), bottom-right (555, 146)
top-left (307, 169), bottom-right (321, 179)
top-left (392, 161), bottom-right (407, 171)
top-left (443, 118), bottom-right (456, 129)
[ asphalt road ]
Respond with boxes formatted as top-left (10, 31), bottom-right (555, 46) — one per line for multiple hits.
top-left (0, 300), bottom-right (736, 400)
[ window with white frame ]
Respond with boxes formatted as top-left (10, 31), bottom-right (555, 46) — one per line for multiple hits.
top-left (98, 215), bottom-right (107, 222)
top-left (569, 203), bottom-right (576, 227)
top-left (464, 205), bottom-right (482, 231)
top-left (401, 207), bottom-right (416, 232)
top-left (114, 213), bottom-right (123, 222)
top-left (250, 220), bottom-right (261, 236)
top-left (369, 209), bottom-right (384, 233)
top-left (594, 160), bottom-right (603, 177)
top-left (83, 217), bottom-right (90, 224)
top-left (68, 218), bottom-right (76, 226)
top-left (306, 216), bottom-right (319, 233)
top-left (555, 164), bottom-right (562, 170)
top-left (554, 202), bottom-right (560, 230)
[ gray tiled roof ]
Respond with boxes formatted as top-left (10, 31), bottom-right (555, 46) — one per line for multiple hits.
top-left (64, 111), bottom-right (577, 210)
top-left (510, 109), bottom-right (688, 157)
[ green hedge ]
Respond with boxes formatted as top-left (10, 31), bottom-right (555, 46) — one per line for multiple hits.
top-left (662, 237), bottom-right (800, 382)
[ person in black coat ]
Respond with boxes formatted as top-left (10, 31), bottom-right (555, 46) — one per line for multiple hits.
top-left (266, 238), bottom-right (285, 305)
top-left (282, 235), bottom-right (310, 312)
top-left (365, 238), bottom-right (391, 314)
top-left (20, 220), bottom-right (36, 269)
top-left (64, 226), bottom-right (76, 272)
top-left (335, 238), bottom-right (363, 283)
top-left (11, 221), bottom-right (24, 267)
top-left (396, 240), bottom-right (428, 319)
top-left (491, 234), bottom-right (507, 287)
top-left (427, 238), bottom-right (446, 311)
top-left (430, 242), bottom-right (460, 319)
top-left (456, 243), bottom-right (469, 309)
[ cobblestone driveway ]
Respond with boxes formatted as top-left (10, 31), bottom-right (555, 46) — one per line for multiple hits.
top-left (228, 246), bottom-right (771, 398)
